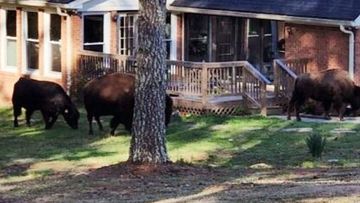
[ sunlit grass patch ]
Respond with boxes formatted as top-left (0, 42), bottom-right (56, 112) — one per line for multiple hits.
top-left (1, 107), bottom-right (360, 186)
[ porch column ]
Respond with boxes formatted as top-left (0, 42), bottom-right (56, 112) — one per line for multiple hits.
top-left (170, 13), bottom-right (177, 60)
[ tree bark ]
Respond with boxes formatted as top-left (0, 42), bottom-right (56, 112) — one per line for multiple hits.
top-left (128, 0), bottom-right (169, 164)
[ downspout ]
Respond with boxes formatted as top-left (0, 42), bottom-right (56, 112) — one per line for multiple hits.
top-left (340, 25), bottom-right (355, 80)
top-left (57, 7), bottom-right (72, 95)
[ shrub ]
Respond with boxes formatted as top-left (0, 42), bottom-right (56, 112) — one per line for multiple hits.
top-left (306, 134), bottom-right (326, 158)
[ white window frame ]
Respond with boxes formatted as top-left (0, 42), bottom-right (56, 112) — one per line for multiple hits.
top-left (44, 12), bottom-right (62, 78)
top-left (82, 12), bottom-right (110, 53)
top-left (118, 13), bottom-right (138, 56)
top-left (22, 10), bottom-right (40, 74)
top-left (0, 8), bottom-right (18, 72)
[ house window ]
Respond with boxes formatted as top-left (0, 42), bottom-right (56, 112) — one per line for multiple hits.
top-left (49, 14), bottom-right (61, 72)
top-left (118, 13), bottom-right (137, 56)
top-left (26, 11), bottom-right (39, 70)
top-left (6, 10), bottom-right (17, 68)
top-left (83, 15), bottom-right (104, 52)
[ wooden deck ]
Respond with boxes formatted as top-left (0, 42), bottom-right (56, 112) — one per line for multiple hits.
top-left (72, 50), bottom-right (310, 116)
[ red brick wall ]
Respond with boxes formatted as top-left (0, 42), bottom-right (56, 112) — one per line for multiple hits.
top-left (110, 11), bottom-right (118, 54)
top-left (285, 23), bottom-right (349, 73)
top-left (354, 29), bottom-right (360, 85)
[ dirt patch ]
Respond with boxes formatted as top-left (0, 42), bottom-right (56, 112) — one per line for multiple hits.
top-left (1, 164), bottom-right (360, 202)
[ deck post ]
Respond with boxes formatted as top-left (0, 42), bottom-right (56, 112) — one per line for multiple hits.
top-left (260, 82), bottom-right (267, 116)
top-left (201, 62), bottom-right (208, 105)
top-left (232, 66), bottom-right (236, 93)
top-left (273, 60), bottom-right (280, 101)
top-left (242, 70), bottom-right (249, 112)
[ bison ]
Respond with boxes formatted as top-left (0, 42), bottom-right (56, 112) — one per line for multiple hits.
top-left (12, 77), bottom-right (80, 129)
top-left (83, 73), bottom-right (173, 135)
top-left (287, 69), bottom-right (360, 121)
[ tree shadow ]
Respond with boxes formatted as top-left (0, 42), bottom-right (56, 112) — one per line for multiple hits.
top-left (204, 119), bottom-right (360, 168)
top-left (0, 108), bottom-right (117, 178)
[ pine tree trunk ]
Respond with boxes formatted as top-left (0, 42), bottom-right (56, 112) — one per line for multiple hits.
top-left (128, 0), bottom-right (169, 164)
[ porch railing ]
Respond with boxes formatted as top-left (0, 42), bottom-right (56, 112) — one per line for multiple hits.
top-left (273, 59), bottom-right (297, 101)
top-left (282, 58), bottom-right (310, 75)
top-left (273, 58), bottom-right (311, 102)
top-left (73, 51), bottom-right (271, 115)
top-left (165, 60), bottom-right (271, 114)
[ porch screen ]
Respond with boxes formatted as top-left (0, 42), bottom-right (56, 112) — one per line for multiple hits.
top-left (6, 10), bottom-right (17, 67)
top-left (186, 14), bottom-right (209, 62)
top-left (50, 14), bottom-right (61, 72)
top-left (26, 12), bottom-right (39, 70)
top-left (164, 13), bottom-right (171, 59)
top-left (83, 15), bottom-right (104, 52)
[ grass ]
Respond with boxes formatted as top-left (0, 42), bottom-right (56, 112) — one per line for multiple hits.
top-left (1, 107), bottom-right (360, 184)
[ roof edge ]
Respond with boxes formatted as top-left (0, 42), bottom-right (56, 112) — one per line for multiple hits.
top-left (0, 0), bottom-right (70, 8)
top-left (168, 5), bottom-right (355, 27)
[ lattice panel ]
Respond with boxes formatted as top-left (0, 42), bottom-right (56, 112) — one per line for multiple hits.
top-left (174, 105), bottom-right (248, 116)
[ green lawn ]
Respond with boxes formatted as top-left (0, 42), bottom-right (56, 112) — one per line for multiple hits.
top-left (1, 107), bottom-right (360, 184)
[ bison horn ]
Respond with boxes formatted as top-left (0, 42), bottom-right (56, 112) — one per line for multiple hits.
top-left (64, 109), bottom-right (69, 114)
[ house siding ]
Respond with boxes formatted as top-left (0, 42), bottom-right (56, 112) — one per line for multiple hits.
top-left (285, 23), bottom-right (349, 74)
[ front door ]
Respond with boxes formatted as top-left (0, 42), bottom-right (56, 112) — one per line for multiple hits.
top-left (247, 19), bottom-right (274, 77)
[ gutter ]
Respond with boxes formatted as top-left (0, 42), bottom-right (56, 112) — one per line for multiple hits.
top-left (57, 7), bottom-right (73, 95)
top-left (340, 25), bottom-right (355, 80)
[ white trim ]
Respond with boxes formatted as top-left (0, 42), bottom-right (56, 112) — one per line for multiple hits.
top-left (168, 6), bottom-right (356, 27)
top-left (170, 13), bottom-right (177, 60)
top-left (75, 0), bottom-right (139, 12)
top-left (0, 9), bottom-right (6, 71)
top-left (340, 25), bottom-right (355, 80)
top-left (1, 8), bottom-right (18, 72)
top-left (103, 12), bottom-right (111, 53)
top-left (353, 15), bottom-right (360, 27)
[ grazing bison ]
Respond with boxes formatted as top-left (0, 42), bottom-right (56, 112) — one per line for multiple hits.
top-left (83, 73), bottom-right (173, 135)
top-left (287, 69), bottom-right (360, 121)
top-left (12, 77), bottom-right (80, 129)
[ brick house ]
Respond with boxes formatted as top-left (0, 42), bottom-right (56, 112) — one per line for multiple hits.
top-left (0, 0), bottom-right (142, 102)
top-left (1, 0), bottom-right (360, 114)
top-left (168, 0), bottom-right (360, 79)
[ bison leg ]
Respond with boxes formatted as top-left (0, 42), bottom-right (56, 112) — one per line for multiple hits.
top-left (110, 117), bottom-right (120, 136)
top-left (294, 99), bottom-right (305, 121)
top-left (47, 114), bottom-right (59, 128)
top-left (25, 109), bottom-right (34, 126)
top-left (95, 116), bottom-right (104, 131)
top-left (41, 111), bottom-right (55, 130)
top-left (333, 101), bottom-right (346, 121)
top-left (322, 101), bottom-right (332, 120)
top-left (13, 106), bottom-right (21, 127)
top-left (87, 114), bottom-right (94, 135)
top-left (287, 97), bottom-right (296, 120)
